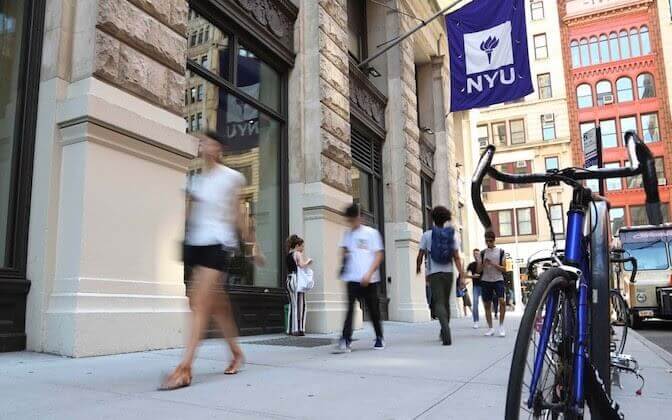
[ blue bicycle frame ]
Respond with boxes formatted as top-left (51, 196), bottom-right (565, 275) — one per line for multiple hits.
top-left (526, 207), bottom-right (590, 414)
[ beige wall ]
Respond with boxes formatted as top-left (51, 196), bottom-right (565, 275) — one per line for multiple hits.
top-left (658, 0), bottom-right (672, 123)
top-left (27, 0), bottom-right (195, 357)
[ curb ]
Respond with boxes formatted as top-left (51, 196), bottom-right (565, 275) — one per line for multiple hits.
top-left (629, 329), bottom-right (672, 367)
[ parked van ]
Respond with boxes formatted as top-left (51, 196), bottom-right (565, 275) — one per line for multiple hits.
top-left (618, 225), bottom-right (672, 328)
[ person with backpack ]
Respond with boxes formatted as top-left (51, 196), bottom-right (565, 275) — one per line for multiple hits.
top-left (416, 206), bottom-right (464, 346)
top-left (476, 231), bottom-right (507, 337)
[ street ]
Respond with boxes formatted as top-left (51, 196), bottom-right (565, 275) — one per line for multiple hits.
top-left (2, 316), bottom-right (672, 420)
top-left (638, 320), bottom-right (672, 354)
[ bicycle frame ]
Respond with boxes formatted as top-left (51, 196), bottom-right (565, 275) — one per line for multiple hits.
top-left (527, 198), bottom-right (591, 414)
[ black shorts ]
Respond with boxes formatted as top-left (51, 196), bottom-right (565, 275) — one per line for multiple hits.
top-left (481, 281), bottom-right (506, 301)
top-left (183, 244), bottom-right (234, 271)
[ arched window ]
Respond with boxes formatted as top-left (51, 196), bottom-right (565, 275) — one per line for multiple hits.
top-left (616, 77), bottom-right (634, 102)
top-left (599, 34), bottom-right (609, 63)
top-left (577, 84), bottom-right (593, 108)
top-left (630, 28), bottom-right (641, 57)
top-left (580, 38), bottom-right (590, 66)
top-left (609, 32), bottom-right (620, 60)
top-left (637, 73), bottom-right (655, 99)
top-left (619, 30), bottom-right (631, 59)
top-left (589, 36), bottom-right (600, 64)
top-left (570, 40), bottom-right (581, 68)
top-left (640, 26), bottom-right (651, 54)
top-left (596, 80), bottom-right (613, 106)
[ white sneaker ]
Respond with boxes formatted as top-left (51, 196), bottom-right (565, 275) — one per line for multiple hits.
top-left (485, 328), bottom-right (495, 336)
top-left (498, 327), bottom-right (506, 337)
top-left (473, 322), bottom-right (479, 329)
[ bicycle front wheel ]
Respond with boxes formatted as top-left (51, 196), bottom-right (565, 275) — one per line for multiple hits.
top-left (609, 290), bottom-right (629, 355)
top-left (506, 268), bottom-right (579, 420)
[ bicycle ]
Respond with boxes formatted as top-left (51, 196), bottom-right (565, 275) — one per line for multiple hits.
top-left (471, 131), bottom-right (662, 419)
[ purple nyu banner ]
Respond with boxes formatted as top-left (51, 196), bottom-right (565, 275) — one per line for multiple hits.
top-left (446, 0), bottom-right (533, 112)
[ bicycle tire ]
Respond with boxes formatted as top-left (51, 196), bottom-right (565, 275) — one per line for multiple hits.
top-left (609, 290), bottom-right (629, 355)
top-left (505, 268), bottom-right (579, 420)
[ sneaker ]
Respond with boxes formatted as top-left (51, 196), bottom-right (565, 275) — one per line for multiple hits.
top-left (473, 322), bottom-right (479, 329)
top-left (336, 338), bottom-right (351, 353)
top-left (373, 337), bottom-right (385, 350)
top-left (498, 327), bottom-right (506, 337)
top-left (485, 328), bottom-right (495, 337)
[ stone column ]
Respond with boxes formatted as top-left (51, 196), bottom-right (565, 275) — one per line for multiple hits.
top-left (382, 11), bottom-right (428, 323)
top-left (288, 0), bottom-right (356, 333)
top-left (26, 0), bottom-right (195, 356)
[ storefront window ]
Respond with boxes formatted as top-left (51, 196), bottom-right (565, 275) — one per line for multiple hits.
top-left (186, 9), bottom-right (286, 289)
top-left (0, 2), bottom-right (25, 266)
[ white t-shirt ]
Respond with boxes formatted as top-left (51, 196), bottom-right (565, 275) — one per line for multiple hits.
top-left (481, 247), bottom-right (505, 283)
top-left (339, 225), bottom-right (384, 283)
top-left (185, 164), bottom-right (245, 247)
top-left (419, 226), bottom-right (461, 275)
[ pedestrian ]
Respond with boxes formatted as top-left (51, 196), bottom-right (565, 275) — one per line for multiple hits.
top-left (286, 234), bottom-right (312, 336)
top-left (416, 206), bottom-right (464, 346)
top-left (476, 231), bottom-right (507, 337)
top-left (160, 131), bottom-right (261, 390)
top-left (336, 204), bottom-right (385, 352)
top-left (465, 248), bottom-right (482, 329)
top-left (457, 274), bottom-right (472, 318)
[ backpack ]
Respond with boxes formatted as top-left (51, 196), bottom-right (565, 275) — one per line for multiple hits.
top-left (430, 225), bottom-right (456, 265)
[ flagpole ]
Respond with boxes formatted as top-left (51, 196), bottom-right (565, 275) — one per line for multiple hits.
top-left (357, 0), bottom-right (468, 70)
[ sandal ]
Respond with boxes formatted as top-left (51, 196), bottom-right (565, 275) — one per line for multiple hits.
top-left (225, 355), bottom-right (245, 375)
top-left (158, 365), bottom-right (192, 391)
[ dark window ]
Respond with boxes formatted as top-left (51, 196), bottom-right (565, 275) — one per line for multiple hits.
top-left (421, 175), bottom-right (433, 230)
top-left (656, 157), bottom-right (666, 186)
top-left (531, 1), bottom-right (545, 20)
top-left (198, 28), bottom-right (203, 44)
top-left (197, 84), bottom-right (203, 101)
top-left (350, 129), bottom-right (383, 228)
top-left (236, 46), bottom-right (281, 111)
top-left (537, 73), bottom-right (552, 99)
top-left (347, 0), bottom-right (367, 62)
top-left (630, 205), bottom-right (647, 226)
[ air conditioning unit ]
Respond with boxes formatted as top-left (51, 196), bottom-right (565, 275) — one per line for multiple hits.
top-left (516, 160), bottom-right (527, 168)
top-left (542, 113), bottom-right (555, 123)
top-left (659, 177), bottom-right (667, 186)
top-left (602, 94), bottom-right (614, 105)
top-left (479, 138), bottom-right (488, 148)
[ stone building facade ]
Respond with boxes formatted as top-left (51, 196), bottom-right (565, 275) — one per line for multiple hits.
top-left (1, 0), bottom-right (463, 356)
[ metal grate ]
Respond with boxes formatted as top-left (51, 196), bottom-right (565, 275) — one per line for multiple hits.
top-left (351, 130), bottom-right (382, 177)
top-left (245, 336), bottom-right (336, 348)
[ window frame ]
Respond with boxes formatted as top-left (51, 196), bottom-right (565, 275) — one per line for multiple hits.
top-left (637, 73), bottom-right (655, 99)
top-left (534, 33), bottom-right (548, 60)
top-left (616, 77), bottom-right (634, 103)
top-left (492, 122), bottom-right (507, 146)
top-left (541, 114), bottom-right (556, 140)
top-left (346, 0), bottom-right (368, 63)
top-left (641, 113), bottom-right (660, 143)
top-left (498, 209), bottom-right (514, 237)
top-left (537, 73), bottom-right (552, 99)
top-left (516, 207), bottom-right (536, 236)
top-left (509, 119), bottom-right (526, 145)
top-left (549, 204), bottom-right (564, 234)
top-left (477, 124), bottom-right (489, 148)
top-left (577, 83), bottom-right (593, 109)
top-left (530, 1), bottom-right (545, 20)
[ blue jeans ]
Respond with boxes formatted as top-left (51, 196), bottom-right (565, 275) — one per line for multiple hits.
top-left (472, 284), bottom-right (482, 323)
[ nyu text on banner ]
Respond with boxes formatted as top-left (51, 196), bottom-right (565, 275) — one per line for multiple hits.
top-left (446, 0), bottom-right (534, 112)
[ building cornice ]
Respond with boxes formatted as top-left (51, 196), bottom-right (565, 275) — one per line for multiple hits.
top-left (563, 0), bottom-right (652, 25)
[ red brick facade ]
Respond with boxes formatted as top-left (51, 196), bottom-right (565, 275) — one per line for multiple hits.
top-left (559, 0), bottom-right (672, 225)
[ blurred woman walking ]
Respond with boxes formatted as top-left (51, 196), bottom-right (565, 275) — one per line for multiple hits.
top-left (160, 131), bottom-right (261, 390)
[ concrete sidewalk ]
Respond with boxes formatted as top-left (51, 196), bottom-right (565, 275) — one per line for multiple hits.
top-left (1, 316), bottom-right (671, 419)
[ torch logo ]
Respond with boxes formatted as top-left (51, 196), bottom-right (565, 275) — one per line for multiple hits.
top-left (480, 36), bottom-right (500, 64)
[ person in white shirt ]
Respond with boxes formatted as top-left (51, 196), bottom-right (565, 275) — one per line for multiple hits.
top-left (336, 204), bottom-right (385, 352)
top-left (160, 131), bottom-right (262, 390)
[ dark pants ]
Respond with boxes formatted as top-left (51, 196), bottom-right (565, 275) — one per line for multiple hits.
top-left (342, 282), bottom-right (383, 341)
top-left (429, 272), bottom-right (454, 344)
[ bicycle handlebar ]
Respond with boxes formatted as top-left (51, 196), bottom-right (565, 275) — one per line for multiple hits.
top-left (471, 132), bottom-right (663, 231)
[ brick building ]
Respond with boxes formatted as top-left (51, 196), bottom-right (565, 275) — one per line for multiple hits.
top-left (1, 0), bottom-right (465, 355)
top-left (559, 0), bottom-right (672, 231)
